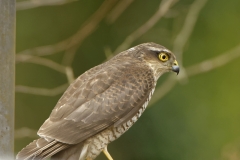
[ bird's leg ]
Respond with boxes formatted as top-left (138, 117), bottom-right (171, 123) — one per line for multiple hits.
top-left (103, 146), bottom-right (113, 160)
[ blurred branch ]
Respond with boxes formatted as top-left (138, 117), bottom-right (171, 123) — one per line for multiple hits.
top-left (62, 0), bottom-right (118, 66)
top-left (173, 0), bottom-right (208, 82)
top-left (173, 0), bottom-right (208, 58)
top-left (17, 0), bottom-right (118, 58)
top-left (104, 46), bottom-right (114, 59)
top-left (16, 83), bottom-right (68, 96)
top-left (15, 127), bottom-right (38, 139)
top-left (16, 55), bottom-right (75, 84)
top-left (106, 0), bottom-right (135, 24)
top-left (149, 0), bottom-right (208, 105)
top-left (149, 43), bottom-right (240, 106)
top-left (113, 0), bottom-right (178, 55)
top-left (65, 66), bottom-right (75, 83)
top-left (16, 0), bottom-right (77, 11)
top-left (16, 0), bottom-right (118, 90)
top-left (186, 44), bottom-right (240, 77)
top-left (17, 40), bottom-right (69, 56)
top-left (16, 54), bottom-right (66, 74)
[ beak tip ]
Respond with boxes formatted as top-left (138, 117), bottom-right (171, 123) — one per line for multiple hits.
top-left (172, 65), bottom-right (180, 75)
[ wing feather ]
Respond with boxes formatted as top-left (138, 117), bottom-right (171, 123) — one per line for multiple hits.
top-left (38, 59), bottom-right (155, 144)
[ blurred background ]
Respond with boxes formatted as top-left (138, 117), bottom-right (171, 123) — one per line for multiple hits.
top-left (15, 0), bottom-right (240, 159)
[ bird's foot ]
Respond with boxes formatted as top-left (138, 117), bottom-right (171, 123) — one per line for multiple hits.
top-left (103, 146), bottom-right (113, 160)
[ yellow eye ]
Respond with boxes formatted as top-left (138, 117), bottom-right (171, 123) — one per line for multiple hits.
top-left (158, 53), bottom-right (169, 62)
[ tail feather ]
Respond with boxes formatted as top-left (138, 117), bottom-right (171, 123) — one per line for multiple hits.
top-left (40, 142), bottom-right (69, 159)
top-left (51, 142), bottom-right (85, 160)
top-left (16, 138), bottom-right (70, 160)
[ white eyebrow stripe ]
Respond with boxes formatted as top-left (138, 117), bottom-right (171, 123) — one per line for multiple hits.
top-left (128, 47), bottom-right (136, 51)
top-left (162, 49), bottom-right (171, 53)
top-left (148, 47), bottom-right (170, 53)
top-left (148, 47), bottom-right (160, 52)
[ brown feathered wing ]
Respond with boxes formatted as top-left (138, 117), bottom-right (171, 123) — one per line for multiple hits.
top-left (17, 58), bottom-right (155, 159)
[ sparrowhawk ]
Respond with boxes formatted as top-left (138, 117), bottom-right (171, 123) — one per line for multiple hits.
top-left (17, 42), bottom-right (180, 160)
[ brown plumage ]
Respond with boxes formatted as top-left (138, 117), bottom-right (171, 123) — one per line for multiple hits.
top-left (16, 42), bottom-right (179, 160)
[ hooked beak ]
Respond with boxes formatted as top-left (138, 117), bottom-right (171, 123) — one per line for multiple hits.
top-left (172, 60), bottom-right (180, 75)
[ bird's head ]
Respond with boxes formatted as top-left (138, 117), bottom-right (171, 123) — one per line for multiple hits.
top-left (127, 42), bottom-right (180, 79)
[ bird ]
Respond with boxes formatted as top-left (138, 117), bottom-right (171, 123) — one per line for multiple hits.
top-left (16, 42), bottom-right (179, 160)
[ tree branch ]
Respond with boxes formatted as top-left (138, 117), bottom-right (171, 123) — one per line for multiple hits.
top-left (17, 0), bottom-right (118, 58)
top-left (106, 0), bottom-right (135, 24)
top-left (186, 44), bottom-right (240, 77)
top-left (149, 0), bottom-right (208, 106)
top-left (16, 0), bottom-right (77, 11)
top-left (17, 40), bottom-right (69, 56)
top-left (62, 0), bottom-right (118, 66)
top-left (173, 0), bottom-right (208, 59)
top-left (113, 0), bottom-right (178, 55)
top-left (15, 83), bottom-right (68, 96)
top-left (173, 0), bottom-right (208, 82)
top-left (16, 54), bottom-right (66, 74)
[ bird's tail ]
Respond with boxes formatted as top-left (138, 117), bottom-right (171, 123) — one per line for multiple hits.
top-left (51, 142), bottom-right (87, 160)
top-left (16, 138), bottom-right (69, 160)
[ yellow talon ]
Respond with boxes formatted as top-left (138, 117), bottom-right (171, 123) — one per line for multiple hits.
top-left (103, 146), bottom-right (113, 160)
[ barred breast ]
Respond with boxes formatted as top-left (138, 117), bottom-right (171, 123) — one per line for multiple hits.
top-left (84, 87), bottom-right (155, 159)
